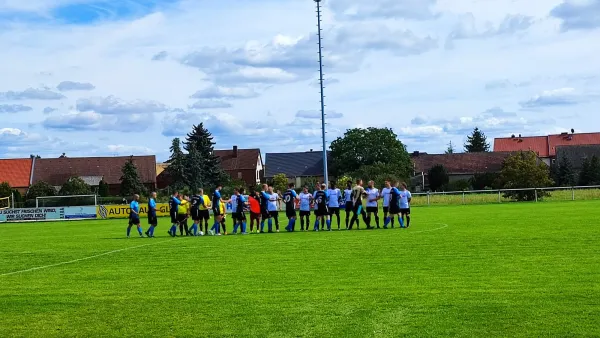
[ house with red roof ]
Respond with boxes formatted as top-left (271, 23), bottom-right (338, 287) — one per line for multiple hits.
top-left (0, 158), bottom-right (34, 194)
top-left (411, 152), bottom-right (514, 191)
top-left (493, 132), bottom-right (600, 165)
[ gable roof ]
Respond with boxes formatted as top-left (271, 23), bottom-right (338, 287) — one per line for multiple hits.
top-left (494, 132), bottom-right (600, 157)
top-left (214, 147), bottom-right (261, 171)
top-left (0, 158), bottom-right (33, 188)
top-left (555, 145), bottom-right (600, 169)
top-left (32, 156), bottom-right (156, 186)
top-left (412, 152), bottom-right (513, 175)
top-left (265, 151), bottom-right (331, 178)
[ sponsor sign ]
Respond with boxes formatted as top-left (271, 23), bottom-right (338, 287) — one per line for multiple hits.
top-left (0, 207), bottom-right (63, 222)
top-left (96, 203), bottom-right (170, 219)
top-left (64, 206), bottom-right (97, 220)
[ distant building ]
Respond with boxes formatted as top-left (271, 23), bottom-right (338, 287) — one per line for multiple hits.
top-left (493, 132), bottom-right (600, 165)
top-left (214, 146), bottom-right (263, 186)
top-left (156, 146), bottom-right (263, 188)
top-left (32, 156), bottom-right (157, 195)
top-left (0, 158), bottom-right (34, 194)
top-left (555, 145), bottom-right (600, 173)
top-left (411, 152), bottom-right (515, 191)
top-left (265, 150), bottom-right (332, 187)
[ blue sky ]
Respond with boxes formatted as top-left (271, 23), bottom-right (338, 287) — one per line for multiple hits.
top-left (1, 0), bottom-right (599, 161)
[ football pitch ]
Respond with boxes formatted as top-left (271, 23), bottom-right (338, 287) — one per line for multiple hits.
top-left (1, 202), bottom-right (599, 337)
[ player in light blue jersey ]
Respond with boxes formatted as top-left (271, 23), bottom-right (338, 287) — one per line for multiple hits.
top-left (127, 194), bottom-right (143, 238)
top-left (298, 187), bottom-right (312, 231)
top-left (327, 182), bottom-right (342, 230)
top-left (399, 182), bottom-right (412, 228)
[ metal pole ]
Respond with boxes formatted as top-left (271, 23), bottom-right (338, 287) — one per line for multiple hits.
top-left (572, 187), bottom-right (575, 201)
top-left (462, 192), bottom-right (465, 204)
top-left (427, 192), bottom-right (430, 206)
top-left (498, 190), bottom-right (501, 203)
top-left (11, 191), bottom-right (14, 208)
top-left (315, 0), bottom-right (328, 186)
top-left (535, 189), bottom-right (538, 202)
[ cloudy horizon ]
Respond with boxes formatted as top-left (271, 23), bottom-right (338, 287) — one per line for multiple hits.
top-left (1, 0), bottom-right (599, 162)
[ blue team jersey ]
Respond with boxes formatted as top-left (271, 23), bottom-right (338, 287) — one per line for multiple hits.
top-left (283, 189), bottom-right (297, 210)
top-left (212, 190), bottom-right (222, 210)
top-left (260, 191), bottom-right (271, 211)
top-left (399, 190), bottom-right (412, 209)
top-left (169, 196), bottom-right (180, 212)
top-left (390, 187), bottom-right (401, 208)
top-left (237, 195), bottom-right (246, 212)
top-left (327, 188), bottom-right (341, 207)
top-left (313, 190), bottom-right (329, 208)
top-left (130, 201), bottom-right (140, 216)
top-left (299, 193), bottom-right (311, 211)
top-left (231, 194), bottom-right (238, 212)
top-left (148, 199), bottom-right (156, 216)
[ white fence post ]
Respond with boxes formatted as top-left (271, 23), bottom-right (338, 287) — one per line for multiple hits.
top-left (498, 190), bottom-right (501, 203)
top-left (427, 192), bottom-right (430, 206)
top-left (462, 192), bottom-right (465, 204)
top-left (535, 189), bottom-right (538, 202)
top-left (572, 187), bottom-right (575, 201)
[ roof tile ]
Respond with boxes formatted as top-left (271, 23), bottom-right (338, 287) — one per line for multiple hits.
top-left (265, 151), bottom-right (331, 178)
top-left (32, 156), bottom-right (156, 186)
top-left (0, 158), bottom-right (33, 188)
top-left (412, 152), bottom-right (513, 174)
top-left (214, 148), bottom-right (261, 171)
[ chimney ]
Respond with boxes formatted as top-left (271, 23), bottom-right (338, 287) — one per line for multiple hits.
top-left (233, 145), bottom-right (238, 158)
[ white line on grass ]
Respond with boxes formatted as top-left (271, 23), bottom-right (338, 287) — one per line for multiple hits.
top-left (408, 223), bottom-right (449, 234)
top-left (0, 239), bottom-right (173, 278)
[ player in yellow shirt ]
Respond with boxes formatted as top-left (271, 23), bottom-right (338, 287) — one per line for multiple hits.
top-left (177, 195), bottom-right (190, 236)
top-left (219, 198), bottom-right (227, 235)
top-left (197, 189), bottom-right (212, 234)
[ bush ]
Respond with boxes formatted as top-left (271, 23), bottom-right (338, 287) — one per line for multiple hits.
top-left (446, 179), bottom-right (471, 191)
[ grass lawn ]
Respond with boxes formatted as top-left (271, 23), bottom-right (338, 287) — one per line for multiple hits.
top-left (1, 201), bottom-right (599, 337)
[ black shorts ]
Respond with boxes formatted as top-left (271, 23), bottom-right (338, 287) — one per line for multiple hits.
top-left (315, 206), bottom-right (328, 217)
top-left (261, 209), bottom-right (271, 219)
top-left (129, 215), bottom-right (140, 225)
top-left (366, 207), bottom-right (378, 213)
top-left (389, 205), bottom-right (400, 215)
top-left (170, 210), bottom-right (177, 224)
top-left (191, 209), bottom-right (201, 221)
top-left (212, 207), bottom-right (222, 216)
top-left (250, 212), bottom-right (261, 221)
top-left (177, 214), bottom-right (187, 223)
top-left (200, 210), bottom-right (210, 221)
top-left (345, 202), bottom-right (353, 211)
top-left (233, 212), bottom-right (246, 221)
top-left (383, 206), bottom-right (389, 213)
top-left (400, 208), bottom-right (410, 215)
top-left (328, 207), bottom-right (340, 216)
top-left (299, 210), bottom-right (311, 217)
top-left (269, 211), bottom-right (279, 218)
top-left (286, 209), bottom-right (296, 218)
top-left (148, 214), bottom-right (157, 226)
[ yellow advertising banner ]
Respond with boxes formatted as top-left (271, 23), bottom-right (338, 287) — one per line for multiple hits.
top-left (96, 203), bottom-right (171, 219)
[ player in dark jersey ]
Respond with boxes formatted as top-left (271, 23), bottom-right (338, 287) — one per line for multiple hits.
top-left (168, 191), bottom-right (181, 237)
top-left (343, 181), bottom-right (353, 229)
top-left (349, 180), bottom-right (367, 230)
top-left (232, 188), bottom-right (248, 234)
top-left (384, 182), bottom-right (402, 228)
top-left (189, 189), bottom-right (203, 236)
top-left (210, 185), bottom-right (224, 236)
top-left (283, 183), bottom-right (298, 232)
top-left (312, 183), bottom-right (329, 231)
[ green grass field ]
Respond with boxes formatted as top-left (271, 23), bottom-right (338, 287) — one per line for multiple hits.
top-left (1, 202), bottom-right (599, 337)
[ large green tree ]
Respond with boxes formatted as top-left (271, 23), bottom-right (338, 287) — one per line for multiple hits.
top-left (166, 138), bottom-right (187, 190)
top-left (498, 151), bottom-right (553, 201)
top-left (350, 162), bottom-right (402, 189)
top-left (428, 164), bottom-right (449, 191)
top-left (26, 181), bottom-right (56, 200)
top-left (329, 127), bottom-right (412, 178)
top-left (59, 177), bottom-right (92, 196)
top-left (469, 172), bottom-right (500, 190)
top-left (120, 157), bottom-right (146, 197)
top-left (272, 173), bottom-right (288, 193)
top-left (184, 123), bottom-right (228, 189)
top-left (580, 155), bottom-right (600, 185)
top-left (445, 141), bottom-right (455, 154)
top-left (98, 179), bottom-right (110, 197)
top-left (556, 154), bottom-right (576, 187)
top-left (464, 127), bottom-right (490, 152)
top-left (0, 182), bottom-right (11, 198)
top-left (185, 146), bottom-right (204, 192)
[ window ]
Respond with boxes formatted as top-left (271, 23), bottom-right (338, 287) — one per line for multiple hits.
top-left (237, 172), bottom-right (242, 179)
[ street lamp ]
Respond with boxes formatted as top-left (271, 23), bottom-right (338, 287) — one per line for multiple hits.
top-left (314, 0), bottom-right (329, 186)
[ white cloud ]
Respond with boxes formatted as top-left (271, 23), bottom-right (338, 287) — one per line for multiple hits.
top-left (57, 81), bottom-right (96, 91)
top-left (519, 88), bottom-right (584, 108)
